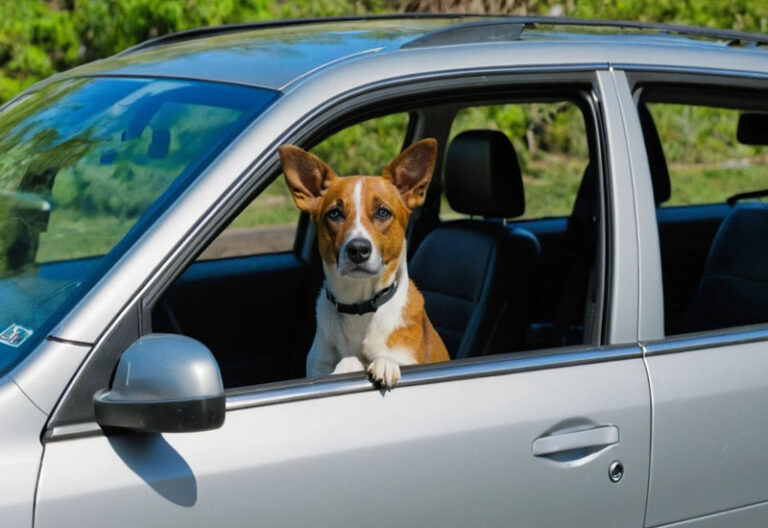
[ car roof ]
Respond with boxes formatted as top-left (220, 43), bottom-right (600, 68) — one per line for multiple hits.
top-left (59, 15), bottom-right (768, 91)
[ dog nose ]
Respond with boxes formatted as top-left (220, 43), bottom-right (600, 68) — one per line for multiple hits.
top-left (346, 238), bottom-right (372, 264)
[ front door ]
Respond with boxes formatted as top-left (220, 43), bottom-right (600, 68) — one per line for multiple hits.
top-left (36, 349), bottom-right (650, 528)
top-left (36, 65), bottom-right (651, 528)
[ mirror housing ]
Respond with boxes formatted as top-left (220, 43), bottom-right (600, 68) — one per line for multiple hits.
top-left (737, 113), bottom-right (768, 145)
top-left (94, 334), bottom-right (225, 433)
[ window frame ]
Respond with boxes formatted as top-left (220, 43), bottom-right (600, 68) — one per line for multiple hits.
top-left (45, 67), bottom-right (623, 437)
top-left (624, 67), bottom-right (768, 344)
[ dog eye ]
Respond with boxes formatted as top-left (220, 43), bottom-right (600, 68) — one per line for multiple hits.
top-left (325, 207), bottom-right (344, 222)
top-left (374, 207), bottom-right (392, 220)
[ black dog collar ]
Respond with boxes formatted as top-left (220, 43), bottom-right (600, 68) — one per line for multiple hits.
top-left (326, 281), bottom-right (399, 315)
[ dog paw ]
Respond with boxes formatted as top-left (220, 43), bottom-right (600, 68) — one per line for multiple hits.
top-left (366, 357), bottom-right (401, 389)
top-left (332, 356), bottom-right (365, 374)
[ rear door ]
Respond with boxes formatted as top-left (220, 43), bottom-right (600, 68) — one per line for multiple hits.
top-left (35, 68), bottom-right (652, 528)
top-left (620, 69), bottom-right (768, 527)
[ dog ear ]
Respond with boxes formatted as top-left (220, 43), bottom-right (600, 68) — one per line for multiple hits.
top-left (382, 138), bottom-right (437, 210)
top-left (279, 145), bottom-right (338, 214)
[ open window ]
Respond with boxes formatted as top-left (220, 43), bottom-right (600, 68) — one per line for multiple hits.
top-left (149, 83), bottom-right (606, 390)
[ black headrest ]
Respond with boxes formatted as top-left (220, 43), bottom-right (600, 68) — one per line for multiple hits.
top-left (444, 130), bottom-right (525, 218)
top-left (638, 103), bottom-right (671, 205)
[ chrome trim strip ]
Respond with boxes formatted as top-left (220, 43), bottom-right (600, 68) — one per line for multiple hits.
top-left (613, 64), bottom-right (768, 80)
top-left (225, 345), bottom-right (640, 411)
top-left (643, 326), bottom-right (768, 356)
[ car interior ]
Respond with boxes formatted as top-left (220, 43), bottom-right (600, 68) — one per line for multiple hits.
top-left (140, 83), bottom-right (767, 390)
top-left (151, 88), bottom-right (607, 389)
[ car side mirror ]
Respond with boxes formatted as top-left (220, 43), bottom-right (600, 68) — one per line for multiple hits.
top-left (737, 113), bottom-right (768, 145)
top-left (94, 334), bottom-right (225, 433)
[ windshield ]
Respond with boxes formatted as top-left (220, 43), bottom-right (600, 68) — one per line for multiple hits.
top-left (0, 77), bottom-right (277, 376)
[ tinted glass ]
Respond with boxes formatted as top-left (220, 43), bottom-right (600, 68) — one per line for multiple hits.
top-left (0, 77), bottom-right (277, 376)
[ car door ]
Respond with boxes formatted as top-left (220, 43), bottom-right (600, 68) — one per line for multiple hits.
top-left (34, 68), bottom-right (651, 527)
top-left (35, 350), bottom-right (649, 528)
top-left (618, 68), bottom-right (768, 527)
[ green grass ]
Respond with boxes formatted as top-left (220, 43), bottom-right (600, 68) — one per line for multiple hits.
top-left (665, 163), bottom-right (768, 206)
top-left (229, 177), bottom-right (298, 229)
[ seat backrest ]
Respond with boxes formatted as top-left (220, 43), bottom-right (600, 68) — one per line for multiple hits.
top-left (410, 130), bottom-right (540, 359)
top-left (682, 206), bottom-right (768, 333)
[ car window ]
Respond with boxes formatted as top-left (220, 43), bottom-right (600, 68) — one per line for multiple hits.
top-left (647, 103), bottom-right (768, 207)
top-left (444, 101), bottom-right (589, 220)
top-left (197, 113), bottom-right (409, 260)
top-left (0, 77), bottom-right (277, 376)
top-left (640, 90), bottom-right (768, 336)
top-left (153, 90), bottom-right (603, 390)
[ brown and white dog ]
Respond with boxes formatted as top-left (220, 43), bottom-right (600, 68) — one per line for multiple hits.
top-left (279, 138), bottom-right (449, 389)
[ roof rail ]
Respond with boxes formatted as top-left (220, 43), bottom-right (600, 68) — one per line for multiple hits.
top-left (116, 14), bottom-right (768, 57)
top-left (403, 16), bottom-right (768, 49)
top-left (116, 13), bottom-right (489, 57)
top-left (401, 20), bottom-right (523, 48)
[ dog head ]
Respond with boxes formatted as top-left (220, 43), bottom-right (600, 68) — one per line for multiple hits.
top-left (279, 139), bottom-right (437, 284)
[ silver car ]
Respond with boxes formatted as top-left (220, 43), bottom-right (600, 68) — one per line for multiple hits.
top-left (2, 15), bottom-right (768, 528)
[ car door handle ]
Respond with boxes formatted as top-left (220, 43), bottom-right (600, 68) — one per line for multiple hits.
top-left (532, 425), bottom-right (619, 457)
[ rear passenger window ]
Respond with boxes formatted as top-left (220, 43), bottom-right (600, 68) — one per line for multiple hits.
top-left (198, 113), bottom-right (409, 260)
top-left (444, 102), bottom-right (589, 220)
top-left (639, 87), bottom-right (768, 335)
top-left (647, 103), bottom-right (768, 207)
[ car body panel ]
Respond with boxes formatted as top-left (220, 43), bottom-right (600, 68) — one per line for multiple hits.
top-left (656, 501), bottom-right (768, 528)
top-left (644, 335), bottom-right (768, 526)
top-left (36, 354), bottom-right (650, 528)
top-left (618, 67), bottom-right (768, 526)
top-left (0, 381), bottom-right (47, 528)
top-left (595, 69), bottom-right (641, 344)
top-left (12, 340), bottom-right (91, 415)
top-left (608, 69), bottom-right (665, 341)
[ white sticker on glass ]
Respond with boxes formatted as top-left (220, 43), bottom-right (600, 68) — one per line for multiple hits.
top-left (0, 324), bottom-right (33, 348)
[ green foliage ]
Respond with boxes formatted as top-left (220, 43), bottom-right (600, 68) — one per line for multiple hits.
top-left (567, 0), bottom-right (768, 33)
top-left (72, 0), bottom-right (273, 60)
top-left (311, 113), bottom-right (409, 175)
top-left (0, 1), bottom-right (79, 102)
top-left (0, 0), bottom-right (397, 105)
